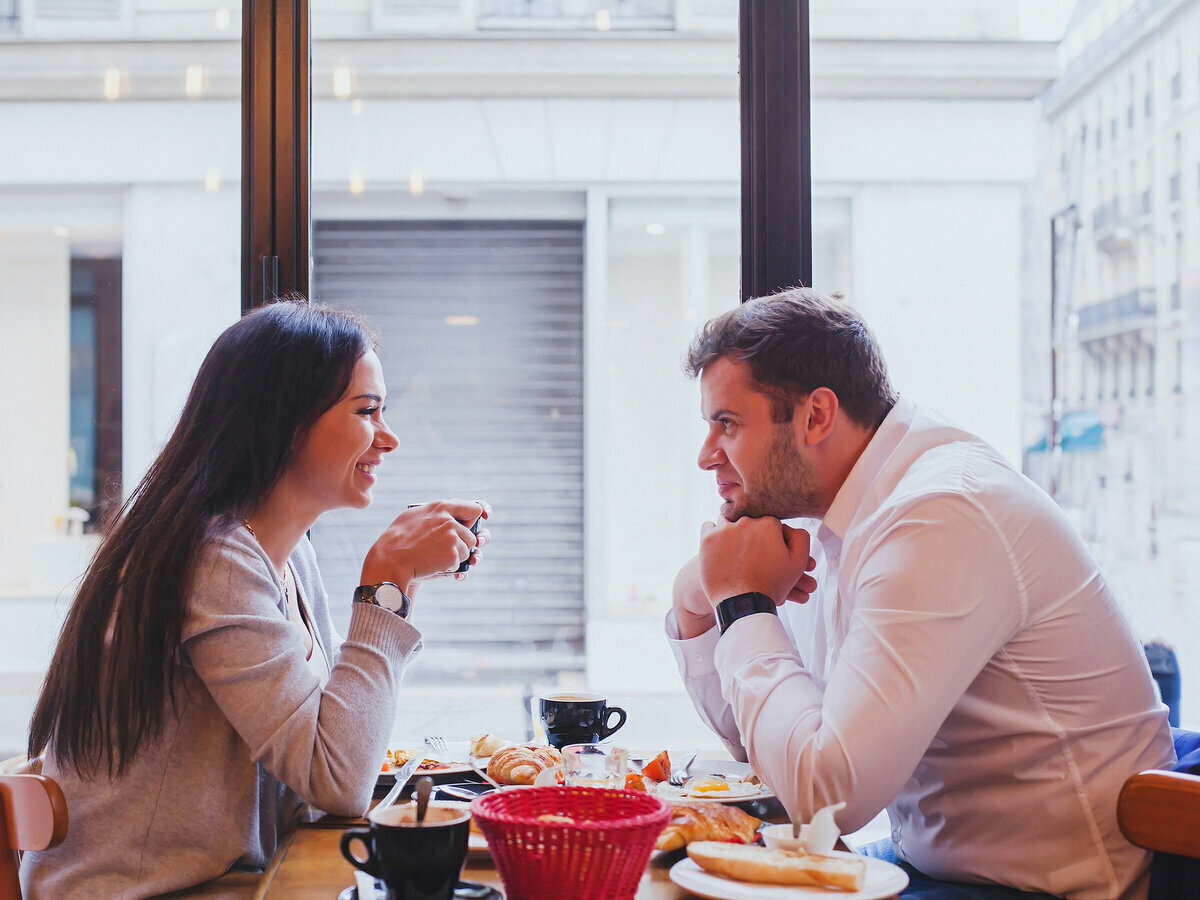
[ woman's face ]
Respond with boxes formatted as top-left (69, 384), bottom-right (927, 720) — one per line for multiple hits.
top-left (285, 350), bottom-right (398, 514)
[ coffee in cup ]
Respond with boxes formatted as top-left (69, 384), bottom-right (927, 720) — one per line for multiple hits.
top-left (340, 801), bottom-right (470, 900)
top-left (537, 691), bottom-right (627, 750)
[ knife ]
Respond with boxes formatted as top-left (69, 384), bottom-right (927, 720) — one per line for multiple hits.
top-left (378, 754), bottom-right (426, 811)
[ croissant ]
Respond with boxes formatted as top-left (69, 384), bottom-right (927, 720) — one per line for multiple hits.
top-left (654, 800), bottom-right (762, 852)
top-left (487, 744), bottom-right (562, 786)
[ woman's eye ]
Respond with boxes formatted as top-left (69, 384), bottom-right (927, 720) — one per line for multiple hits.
top-left (357, 406), bottom-right (379, 417)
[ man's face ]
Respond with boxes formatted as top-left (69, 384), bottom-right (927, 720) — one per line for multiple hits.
top-left (698, 356), bottom-right (821, 520)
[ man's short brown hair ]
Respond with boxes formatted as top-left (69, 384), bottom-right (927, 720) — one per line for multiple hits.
top-left (684, 287), bottom-right (897, 429)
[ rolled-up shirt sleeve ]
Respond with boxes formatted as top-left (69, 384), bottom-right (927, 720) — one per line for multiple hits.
top-left (711, 494), bottom-right (1026, 832)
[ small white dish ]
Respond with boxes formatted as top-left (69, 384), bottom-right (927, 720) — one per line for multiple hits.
top-left (761, 801), bottom-right (846, 855)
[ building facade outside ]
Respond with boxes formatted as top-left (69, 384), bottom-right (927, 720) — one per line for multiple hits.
top-left (0, 0), bottom-right (1061, 757)
top-left (1040, 0), bottom-right (1200, 717)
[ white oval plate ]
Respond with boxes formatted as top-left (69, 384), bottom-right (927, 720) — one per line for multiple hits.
top-left (653, 781), bottom-right (775, 804)
top-left (669, 853), bottom-right (908, 900)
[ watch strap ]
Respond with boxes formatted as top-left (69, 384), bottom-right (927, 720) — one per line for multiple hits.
top-left (716, 592), bottom-right (777, 634)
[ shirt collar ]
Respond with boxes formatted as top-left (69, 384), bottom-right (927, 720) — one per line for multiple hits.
top-left (819, 395), bottom-right (916, 545)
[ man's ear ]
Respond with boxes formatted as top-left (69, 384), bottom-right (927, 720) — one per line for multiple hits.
top-left (798, 387), bottom-right (839, 446)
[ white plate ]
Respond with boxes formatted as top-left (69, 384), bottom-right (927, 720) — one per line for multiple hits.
top-left (669, 854), bottom-right (909, 900)
top-left (636, 755), bottom-right (774, 804)
top-left (384, 742), bottom-right (476, 777)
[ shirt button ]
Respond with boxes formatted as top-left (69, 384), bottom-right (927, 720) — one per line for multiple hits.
top-left (694, 653), bottom-right (705, 662)
top-left (891, 828), bottom-right (901, 842)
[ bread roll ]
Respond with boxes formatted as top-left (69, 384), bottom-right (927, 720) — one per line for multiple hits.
top-left (487, 744), bottom-right (562, 786)
top-left (687, 841), bottom-right (866, 891)
top-left (654, 801), bottom-right (761, 851)
top-left (469, 732), bottom-right (507, 758)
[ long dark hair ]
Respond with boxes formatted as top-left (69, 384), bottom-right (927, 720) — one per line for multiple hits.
top-left (29, 299), bottom-right (376, 777)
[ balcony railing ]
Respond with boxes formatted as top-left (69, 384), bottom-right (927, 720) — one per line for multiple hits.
top-left (1093, 198), bottom-right (1135, 252)
top-left (1171, 71), bottom-right (1181, 101)
top-left (1141, 188), bottom-right (1152, 216)
top-left (1077, 287), bottom-right (1157, 332)
top-left (1171, 281), bottom-right (1182, 310)
top-left (1169, 173), bottom-right (1181, 204)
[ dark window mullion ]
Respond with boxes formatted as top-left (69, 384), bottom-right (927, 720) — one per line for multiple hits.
top-left (739, 0), bottom-right (812, 301)
top-left (243, 0), bottom-right (310, 311)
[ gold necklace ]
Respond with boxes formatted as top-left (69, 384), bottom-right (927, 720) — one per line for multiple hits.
top-left (242, 518), bottom-right (290, 610)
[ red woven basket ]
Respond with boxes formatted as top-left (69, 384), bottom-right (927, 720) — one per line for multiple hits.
top-left (470, 786), bottom-right (671, 900)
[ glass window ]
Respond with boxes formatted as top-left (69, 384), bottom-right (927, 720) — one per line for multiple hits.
top-left (310, 3), bottom-right (743, 747)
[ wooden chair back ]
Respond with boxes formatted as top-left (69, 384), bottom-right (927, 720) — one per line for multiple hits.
top-left (0, 774), bottom-right (68, 900)
top-left (1117, 769), bottom-right (1200, 858)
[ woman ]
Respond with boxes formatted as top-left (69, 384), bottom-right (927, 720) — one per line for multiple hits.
top-left (22, 300), bottom-right (488, 898)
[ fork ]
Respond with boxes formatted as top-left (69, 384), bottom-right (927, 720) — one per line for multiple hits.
top-left (424, 735), bottom-right (448, 753)
top-left (668, 751), bottom-right (697, 787)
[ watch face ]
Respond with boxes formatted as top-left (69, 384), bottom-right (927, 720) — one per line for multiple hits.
top-left (374, 582), bottom-right (407, 614)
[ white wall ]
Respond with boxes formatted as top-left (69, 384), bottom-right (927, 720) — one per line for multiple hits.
top-left (812, 98), bottom-right (1045, 462)
top-left (0, 234), bottom-right (70, 593)
top-left (121, 183), bottom-right (242, 486)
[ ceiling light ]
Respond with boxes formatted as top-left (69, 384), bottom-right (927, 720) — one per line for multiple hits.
top-left (409, 169), bottom-right (426, 196)
top-left (102, 68), bottom-right (122, 101)
top-left (214, 6), bottom-right (231, 31)
top-left (184, 65), bottom-right (206, 99)
top-left (444, 315), bottom-right (479, 326)
top-left (204, 168), bottom-right (221, 193)
top-left (333, 66), bottom-right (354, 99)
top-left (350, 98), bottom-right (364, 117)
top-left (349, 168), bottom-right (366, 195)
top-left (646, 223), bottom-right (666, 235)
top-left (595, 9), bottom-right (611, 31)
top-left (51, 226), bottom-right (70, 238)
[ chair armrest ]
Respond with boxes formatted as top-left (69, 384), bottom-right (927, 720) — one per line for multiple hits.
top-left (1118, 769), bottom-right (1200, 858)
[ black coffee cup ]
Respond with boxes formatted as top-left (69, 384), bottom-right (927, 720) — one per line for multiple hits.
top-left (538, 691), bottom-right (627, 750)
top-left (340, 802), bottom-right (470, 900)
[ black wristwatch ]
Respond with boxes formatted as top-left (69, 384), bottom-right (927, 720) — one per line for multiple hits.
top-left (353, 582), bottom-right (413, 620)
top-left (716, 592), bottom-right (777, 634)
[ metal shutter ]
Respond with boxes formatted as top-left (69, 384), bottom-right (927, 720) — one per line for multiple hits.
top-left (310, 220), bottom-right (585, 682)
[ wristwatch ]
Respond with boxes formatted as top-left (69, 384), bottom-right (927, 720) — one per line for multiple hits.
top-left (353, 582), bottom-right (413, 620)
top-left (716, 592), bottom-right (777, 634)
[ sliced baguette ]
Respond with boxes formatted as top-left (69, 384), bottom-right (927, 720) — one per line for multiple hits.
top-left (687, 841), bottom-right (866, 891)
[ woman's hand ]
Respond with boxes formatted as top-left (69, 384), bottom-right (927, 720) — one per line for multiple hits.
top-left (360, 499), bottom-right (491, 596)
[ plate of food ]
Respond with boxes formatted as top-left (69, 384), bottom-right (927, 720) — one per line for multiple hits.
top-left (629, 752), bottom-right (774, 804)
top-left (669, 843), bottom-right (908, 899)
top-left (382, 744), bottom-right (474, 778)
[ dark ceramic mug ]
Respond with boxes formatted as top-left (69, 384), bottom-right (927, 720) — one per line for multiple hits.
top-left (340, 803), bottom-right (470, 900)
top-left (538, 691), bottom-right (627, 750)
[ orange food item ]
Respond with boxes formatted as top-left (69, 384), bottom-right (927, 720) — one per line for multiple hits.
top-left (624, 772), bottom-right (647, 791)
top-left (642, 750), bottom-right (671, 783)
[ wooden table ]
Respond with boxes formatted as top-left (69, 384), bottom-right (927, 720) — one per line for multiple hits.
top-left (254, 822), bottom-right (698, 899)
top-left (252, 819), bottom-right (900, 899)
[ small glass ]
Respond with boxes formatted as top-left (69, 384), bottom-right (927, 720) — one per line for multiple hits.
top-left (561, 743), bottom-right (629, 789)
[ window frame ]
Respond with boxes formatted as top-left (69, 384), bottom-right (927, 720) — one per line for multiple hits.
top-left (240, 1), bottom-right (812, 309)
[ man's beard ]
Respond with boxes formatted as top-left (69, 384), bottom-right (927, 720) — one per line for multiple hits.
top-left (723, 426), bottom-right (821, 521)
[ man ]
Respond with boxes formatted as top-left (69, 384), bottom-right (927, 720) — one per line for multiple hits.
top-left (668, 288), bottom-right (1175, 899)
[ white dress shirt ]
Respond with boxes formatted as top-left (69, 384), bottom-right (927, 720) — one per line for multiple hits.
top-left (668, 397), bottom-right (1175, 899)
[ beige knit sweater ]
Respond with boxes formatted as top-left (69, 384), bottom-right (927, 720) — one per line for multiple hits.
top-left (23, 522), bottom-right (421, 899)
